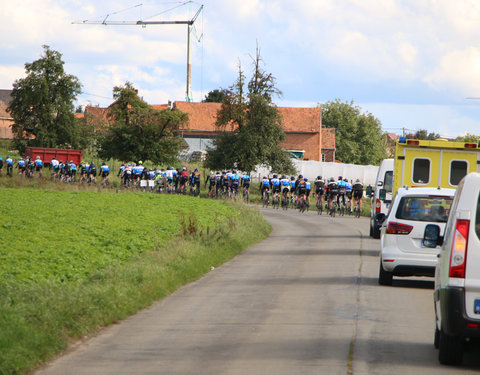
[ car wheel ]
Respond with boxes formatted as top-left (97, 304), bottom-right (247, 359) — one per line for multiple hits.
top-left (438, 328), bottom-right (463, 365)
top-left (378, 261), bottom-right (393, 286)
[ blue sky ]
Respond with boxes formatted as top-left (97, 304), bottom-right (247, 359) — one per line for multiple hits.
top-left (2, 0), bottom-right (480, 138)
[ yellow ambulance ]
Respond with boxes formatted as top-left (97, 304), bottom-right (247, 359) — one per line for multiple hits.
top-left (393, 137), bottom-right (480, 196)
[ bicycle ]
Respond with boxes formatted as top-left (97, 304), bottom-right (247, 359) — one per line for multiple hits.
top-left (242, 186), bottom-right (249, 202)
top-left (281, 191), bottom-right (289, 210)
top-left (316, 195), bottom-right (323, 215)
top-left (297, 193), bottom-right (307, 213)
top-left (354, 199), bottom-right (361, 218)
top-left (262, 189), bottom-right (270, 207)
top-left (272, 191), bottom-right (280, 209)
top-left (329, 199), bottom-right (337, 217)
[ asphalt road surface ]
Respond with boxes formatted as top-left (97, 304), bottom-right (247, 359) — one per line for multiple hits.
top-left (36, 207), bottom-right (480, 375)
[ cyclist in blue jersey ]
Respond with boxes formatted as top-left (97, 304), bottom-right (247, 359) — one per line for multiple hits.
top-left (345, 178), bottom-right (353, 211)
top-left (16, 158), bottom-right (26, 175)
top-left (5, 156), bottom-right (13, 176)
top-left (190, 168), bottom-right (201, 196)
top-left (69, 161), bottom-right (77, 181)
top-left (241, 172), bottom-right (251, 198)
top-left (337, 176), bottom-right (347, 207)
top-left (260, 176), bottom-right (271, 204)
top-left (89, 161), bottom-right (97, 183)
top-left (229, 170), bottom-right (240, 196)
top-left (34, 156), bottom-right (43, 177)
top-left (100, 162), bottom-right (110, 186)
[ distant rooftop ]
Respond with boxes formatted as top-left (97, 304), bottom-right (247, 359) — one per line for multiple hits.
top-left (0, 89), bottom-right (12, 105)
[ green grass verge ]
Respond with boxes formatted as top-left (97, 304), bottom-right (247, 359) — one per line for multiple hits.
top-left (0, 189), bottom-right (271, 375)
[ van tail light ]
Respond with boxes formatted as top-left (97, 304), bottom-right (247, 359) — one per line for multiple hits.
top-left (376, 199), bottom-right (381, 213)
top-left (386, 222), bottom-right (413, 235)
top-left (449, 219), bottom-right (469, 278)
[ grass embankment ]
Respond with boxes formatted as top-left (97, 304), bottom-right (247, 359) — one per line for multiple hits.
top-left (0, 189), bottom-right (271, 375)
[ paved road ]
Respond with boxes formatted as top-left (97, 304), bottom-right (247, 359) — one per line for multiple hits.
top-left (36, 208), bottom-right (480, 375)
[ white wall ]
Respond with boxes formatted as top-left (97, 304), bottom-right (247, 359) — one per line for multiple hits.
top-left (254, 159), bottom-right (379, 186)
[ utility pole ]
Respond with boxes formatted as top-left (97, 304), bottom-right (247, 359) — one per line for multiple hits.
top-left (73, 3), bottom-right (203, 102)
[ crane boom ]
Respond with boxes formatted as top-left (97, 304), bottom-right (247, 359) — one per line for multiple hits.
top-left (73, 4), bottom-right (204, 102)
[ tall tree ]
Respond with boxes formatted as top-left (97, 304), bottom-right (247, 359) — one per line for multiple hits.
top-left (8, 45), bottom-right (82, 153)
top-left (98, 82), bottom-right (188, 164)
top-left (321, 99), bottom-right (387, 165)
top-left (206, 49), bottom-right (295, 174)
top-left (202, 89), bottom-right (226, 103)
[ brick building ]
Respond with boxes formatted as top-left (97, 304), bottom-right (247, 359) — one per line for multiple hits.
top-left (0, 90), bottom-right (13, 139)
top-left (173, 102), bottom-right (335, 162)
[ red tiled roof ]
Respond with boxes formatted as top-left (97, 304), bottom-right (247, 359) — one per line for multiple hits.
top-left (174, 102), bottom-right (221, 132)
top-left (173, 102), bottom-right (321, 133)
top-left (74, 113), bottom-right (84, 119)
top-left (277, 107), bottom-right (321, 133)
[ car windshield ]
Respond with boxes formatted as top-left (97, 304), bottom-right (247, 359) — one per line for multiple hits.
top-left (395, 195), bottom-right (453, 222)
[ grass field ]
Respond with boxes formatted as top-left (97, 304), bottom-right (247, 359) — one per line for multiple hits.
top-left (0, 188), bottom-right (271, 375)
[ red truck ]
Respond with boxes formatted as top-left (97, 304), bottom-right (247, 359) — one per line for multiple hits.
top-left (25, 147), bottom-right (83, 166)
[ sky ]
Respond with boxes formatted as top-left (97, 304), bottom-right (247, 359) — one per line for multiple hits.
top-left (2, 0), bottom-right (480, 138)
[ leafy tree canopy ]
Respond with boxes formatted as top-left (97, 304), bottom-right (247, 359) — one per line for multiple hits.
top-left (320, 99), bottom-right (387, 165)
top-left (97, 82), bottom-right (188, 165)
top-left (205, 48), bottom-right (295, 174)
top-left (8, 45), bottom-right (82, 153)
top-left (454, 133), bottom-right (480, 142)
top-left (202, 89), bottom-right (226, 103)
top-left (405, 129), bottom-right (440, 140)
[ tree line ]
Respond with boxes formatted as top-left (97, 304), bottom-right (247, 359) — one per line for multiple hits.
top-left (9, 45), bottom-right (460, 170)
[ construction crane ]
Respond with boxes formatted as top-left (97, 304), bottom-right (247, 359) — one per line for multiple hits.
top-left (73, 2), bottom-right (203, 102)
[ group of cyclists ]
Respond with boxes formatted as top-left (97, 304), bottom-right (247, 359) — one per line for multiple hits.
top-left (259, 174), bottom-right (364, 216)
top-left (0, 155), bottom-right (44, 178)
top-left (0, 154), bottom-right (366, 214)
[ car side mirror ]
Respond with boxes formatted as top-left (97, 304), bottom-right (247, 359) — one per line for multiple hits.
top-left (377, 181), bottom-right (383, 187)
top-left (376, 213), bottom-right (386, 224)
top-left (379, 188), bottom-right (386, 201)
top-left (423, 224), bottom-right (443, 248)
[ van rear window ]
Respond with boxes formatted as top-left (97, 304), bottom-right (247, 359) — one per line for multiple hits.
top-left (384, 171), bottom-right (393, 193)
top-left (413, 158), bottom-right (430, 184)
top-left (396, 195), bottom-right (453, 222)
top-left (450, 160), bottom-right (468, 186)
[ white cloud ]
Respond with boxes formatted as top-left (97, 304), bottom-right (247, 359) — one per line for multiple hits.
top-left (424, 47), bottom-right (480, 96)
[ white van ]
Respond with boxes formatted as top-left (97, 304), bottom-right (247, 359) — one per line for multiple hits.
top-left (425, 173), bottom-right (480, 365)
top-left (370, 158), bottom-right (394, 238)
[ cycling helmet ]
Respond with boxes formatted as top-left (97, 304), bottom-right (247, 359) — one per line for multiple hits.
top-left (291, 176), bottom-right (295, 181)
top-left (127, 163), bottom-right (131, 167)
top-left (317, 176), bottom-right (321, 180)
top-left (36, 156), bottom-right (40, 159)
top-left (182, 167), bottom-right (187, 171)
top-left (330, 177), bottom-right (335, 182)
top-left (282, 175), bottom-right (286, 179)
top-left (273, 174), bottom-right (278, 178)
top-left (138, 161), bottom-right (143, 165)
top-left (232, 170), bottom-right (236, 174)
top-left (356, 178), bottom-right (360, 182)
top-left (194, 168), bottom-right (198, 172)
top-left (338, 176), bottom-right (342, 180)
top-left (102, 162), bottom-right (106, 165)
top-left (304, 178), bottom-right (308, 181)
top-left (263, 176), bottom-right (268, 179)
top-left (298, 174), bottom-right (303, 179)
